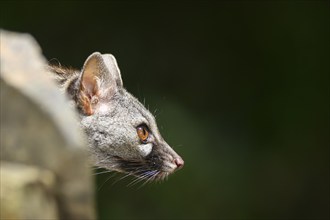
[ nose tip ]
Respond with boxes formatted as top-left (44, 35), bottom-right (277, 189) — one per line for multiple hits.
top-left (174, 157), bottom-right (184, 169)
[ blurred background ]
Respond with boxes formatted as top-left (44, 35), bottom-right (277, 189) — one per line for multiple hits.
top-left (1, 1), bottom-right (329, 220)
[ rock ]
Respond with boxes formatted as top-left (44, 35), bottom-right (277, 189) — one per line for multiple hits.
top-left (0, 29), bottom-right (96, 220)
top-left (0, 162), bottom-right (58, 220)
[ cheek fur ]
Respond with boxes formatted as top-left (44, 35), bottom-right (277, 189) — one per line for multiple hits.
top-left (97, 103), bottom-right (110, 114)
top-left (137, 143), bottom-right (153, 157)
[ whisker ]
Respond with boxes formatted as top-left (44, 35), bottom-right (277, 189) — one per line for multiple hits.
top-left (153, 108), bottom-right (160, 118)
top-left (127, 171), bottom-right (150, 187)
top-left (48, 58), bottom-right (61, 66)
top-left (138, 171), bottom-right (160, 189)
top-left (93, 170), bottom-right (113, 176)
top-left (91, 166), bottom-right (102, 171)
top-left (151, 171), bottom-right (160, 183)
top-left (97, 172), bottom-right (117, 191)
top-left (127, 177), bottom-right (144, 187)
top-left (112, 172), bottom-right (133, 186)
top-left (127, 169), bottom-right (159, 188)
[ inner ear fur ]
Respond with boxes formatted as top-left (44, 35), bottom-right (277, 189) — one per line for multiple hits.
top-left (78, 74), bottom-right (100, 115)
top-left (77, 52), bottom-right (122, 115)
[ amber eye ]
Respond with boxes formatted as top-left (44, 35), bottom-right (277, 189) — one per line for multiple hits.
top-left (137, 125), bottom-right (149, 143)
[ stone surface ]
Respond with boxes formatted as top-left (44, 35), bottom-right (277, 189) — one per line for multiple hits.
top-left (0, 162), bottom-right (58, 220)
top-left (0, 29), bottom-right (96, 219)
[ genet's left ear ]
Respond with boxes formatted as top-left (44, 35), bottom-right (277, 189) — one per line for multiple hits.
top-left (77, 52), bottom-right (123, 115)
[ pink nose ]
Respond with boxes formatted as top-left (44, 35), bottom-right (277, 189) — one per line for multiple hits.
top-left (174, 157), bottom-right (184, 169)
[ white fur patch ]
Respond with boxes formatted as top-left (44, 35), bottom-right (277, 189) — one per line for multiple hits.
top-left (137, 143), bottom-right (153, 157)
top-left (98, 104), bottom-right (109, 114)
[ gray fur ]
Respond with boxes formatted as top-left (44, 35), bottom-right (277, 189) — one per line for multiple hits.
top-left (48, 52), bottom-right (184, 181)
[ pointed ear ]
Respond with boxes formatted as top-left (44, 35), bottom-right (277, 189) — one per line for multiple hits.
top-left (77, 52), bottom-right (123, 115)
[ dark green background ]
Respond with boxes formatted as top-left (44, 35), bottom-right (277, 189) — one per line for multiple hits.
top-left (1, 1), bottom-right (329, 220)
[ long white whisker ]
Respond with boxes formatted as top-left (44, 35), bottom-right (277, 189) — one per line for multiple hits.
top-left (112, 172), bottom-right (133, 186)
top-left (127, 177), bottom-right (143, 187)
top-left (128, 169), bottom-right (159, 188)
top-left (93, 170), bottom-right (113, 176)
top-left (138, 171), bottom-right (160, 189)
top-left (127, 171), bottom-right (150, 187)
top-left (97, 172), bottom-right (117, 191)
top-left (91, 166), bottom-right (102, 171)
